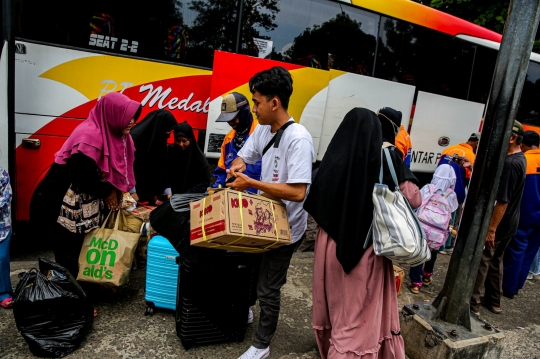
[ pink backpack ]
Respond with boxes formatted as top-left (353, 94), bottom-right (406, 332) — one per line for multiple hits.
top-left (416, 184), bottom-right (453, 250)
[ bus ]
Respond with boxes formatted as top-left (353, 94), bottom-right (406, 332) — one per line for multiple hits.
top-left (2, 0), bottom-right (540, 234)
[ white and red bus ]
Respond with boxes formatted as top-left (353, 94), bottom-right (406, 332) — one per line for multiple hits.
top-left (2, 0), bottom-right (540, 233)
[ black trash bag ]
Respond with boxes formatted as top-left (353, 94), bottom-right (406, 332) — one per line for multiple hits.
top-left (150, 199), bottom-right (191, 252)
top-left (12, 257), bottom-right (93, 358)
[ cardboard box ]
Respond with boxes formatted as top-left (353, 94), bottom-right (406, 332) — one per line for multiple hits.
top-left (190, 189), bottom-right (292, 252)
top-left (131, 205), bottom-right (155, 222)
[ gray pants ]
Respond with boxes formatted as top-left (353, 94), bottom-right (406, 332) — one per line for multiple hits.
top-left (253, 236), bottom-right (303, 349)
top-left (470, 234), bottom-right (514, 312)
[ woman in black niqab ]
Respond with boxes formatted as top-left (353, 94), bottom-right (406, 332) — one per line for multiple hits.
top-left (167, 122), bottom-right (210, 194)
top-left (130, 110), bottom-right (178, 203)
top-left (304, 108), bottom-right (382, 273)
top-left (305, 108), bottom-right (408, 359)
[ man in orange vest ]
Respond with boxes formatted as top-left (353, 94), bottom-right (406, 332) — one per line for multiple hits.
top-left (212, 92), bottom-right (261, 194)
top-left (438, 133), bottom-right (480, 204)
top-left (395, 124), bottom-right (412, 167)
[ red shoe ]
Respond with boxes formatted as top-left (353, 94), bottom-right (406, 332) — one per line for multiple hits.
top-left (0, 297), bottom-right (13, 309)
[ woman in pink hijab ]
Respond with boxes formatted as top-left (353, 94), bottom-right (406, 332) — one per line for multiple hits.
top-left (35, 92), bottom-right (141, 280)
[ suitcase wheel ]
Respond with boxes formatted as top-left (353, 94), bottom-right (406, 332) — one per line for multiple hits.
top-left (145, 301), bottom-right (155, 316)
top-left (235, 332), bottom-right (246, 343)
top-left (181, 339), bottom-right (194, 350)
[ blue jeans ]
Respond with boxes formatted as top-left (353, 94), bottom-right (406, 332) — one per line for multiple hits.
top-left (409, 250), bottom-right (438, 285)
top-left (503, 225), bottom-right (540, 295)
top-left (0, 230), bottom-right (13, 301)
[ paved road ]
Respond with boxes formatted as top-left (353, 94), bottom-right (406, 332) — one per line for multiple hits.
top-left (1, 250), bottom-right (540, 358)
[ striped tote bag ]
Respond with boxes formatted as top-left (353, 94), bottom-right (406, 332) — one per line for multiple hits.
top-left (367, 148), bottom-right (431, 267)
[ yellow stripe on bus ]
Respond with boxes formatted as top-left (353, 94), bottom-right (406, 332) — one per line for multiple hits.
top-left (39, 55), bottom-right (211, 100)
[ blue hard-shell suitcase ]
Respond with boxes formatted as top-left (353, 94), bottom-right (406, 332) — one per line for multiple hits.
top-left (145, 235), bottom-right (179, 315)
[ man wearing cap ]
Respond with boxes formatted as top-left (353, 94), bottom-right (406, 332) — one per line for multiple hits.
top-left (502, 130), bottom-right (540, 298)
top-left (470, 121), bottom-right (526, 315)
top-left (213, 92), bottom-right (261, 193)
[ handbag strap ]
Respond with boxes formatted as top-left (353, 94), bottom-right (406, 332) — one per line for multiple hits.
top-left (262, 120), bottom-right (294, 156)
top-left (101, 210), bottom-right (114, 229)
top-left (383, 148), bottom-right (400, 190)
top-left (113, 210), bottom-right (125, 231)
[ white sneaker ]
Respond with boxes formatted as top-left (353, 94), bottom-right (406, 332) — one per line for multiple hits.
top-left (527, 273), bottom-right (534, 280)
top-left (238, 346), bottom-right (270, 359)
top-left (247, 307), bottom-right (254, 324)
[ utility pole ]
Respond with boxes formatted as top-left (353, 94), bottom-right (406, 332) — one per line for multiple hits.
top-left (235, 0), bottom-right (244, 53)
top-left (431, 0), bottom-right (540, 329)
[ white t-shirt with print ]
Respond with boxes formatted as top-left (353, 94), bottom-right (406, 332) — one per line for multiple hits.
top-left (238, 118), bottom-right (314, 243)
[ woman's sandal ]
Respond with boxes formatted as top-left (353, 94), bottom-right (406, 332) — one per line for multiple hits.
top-left (0, 297), bottom-right (13, 309)
top-left (408, 283), bottom-right (421, 294)
top-left (422, 277), bottom-right (432, 286)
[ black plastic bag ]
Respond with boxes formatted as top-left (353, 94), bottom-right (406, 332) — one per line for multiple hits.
top-left (12, 257), bottom-right (93, 358)
top-left (150, 199), bottom-right (191, 252)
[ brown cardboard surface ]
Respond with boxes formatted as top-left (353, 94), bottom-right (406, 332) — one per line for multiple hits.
top-left (131, 205), bottom-right (155, 222)
top-left (190, 189), bottom-right (292, 252)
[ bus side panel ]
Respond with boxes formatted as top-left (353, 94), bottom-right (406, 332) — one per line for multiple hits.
top-left (204, 51), bottom-right (329, 159)
top-left (15, 133), bottom-right (71, 221)
top-left (14, 41), bottom-right (212, 222)
top-left (409, 92), bottom-right (484, 173)
top-left (318, 70), bottom-right (415, 161)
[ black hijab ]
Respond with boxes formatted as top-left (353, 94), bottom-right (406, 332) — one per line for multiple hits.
top-left (131, 110), bottom-right (178, 202)
top-left (304, 108), bottom-right (383, 273)
top-left (167, 122), bottom-right (210, 194)
top-left (377, 107), bottom-right (402, 145)
top-left (377, 107), bottom-right (417, 186)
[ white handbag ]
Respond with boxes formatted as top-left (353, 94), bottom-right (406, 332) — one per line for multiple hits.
top-left (365, 147), bottom-right (431, 266)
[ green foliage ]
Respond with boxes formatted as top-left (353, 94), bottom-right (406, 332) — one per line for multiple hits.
top-left (417, 0), bottom-right (509, 34)
top-left (534, 39), bottom-right (540, 53)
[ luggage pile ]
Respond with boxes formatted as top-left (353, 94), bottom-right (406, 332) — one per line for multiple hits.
top-left (176, 248), bottom-right (260, 349)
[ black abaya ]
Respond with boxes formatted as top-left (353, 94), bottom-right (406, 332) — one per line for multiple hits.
top-left (131, 110), bottom-right (178, 202)
top-left (167, 122), bottom-right (211, 194)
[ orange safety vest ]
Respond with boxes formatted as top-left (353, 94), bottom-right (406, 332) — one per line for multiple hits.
top-left (441, 142), bottom-right (476, 178)
top-left (395, 125), bottom-right (412, 162)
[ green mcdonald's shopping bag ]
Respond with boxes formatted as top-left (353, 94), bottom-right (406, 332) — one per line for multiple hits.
top-left (77, 210), bottom-right (139, 287)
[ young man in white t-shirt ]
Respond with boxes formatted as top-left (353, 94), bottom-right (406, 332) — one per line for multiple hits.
top-left (227, 67), bottom-right (315, 359)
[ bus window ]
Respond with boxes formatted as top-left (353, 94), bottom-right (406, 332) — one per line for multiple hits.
top-left (247, 0), bottom-right (379, 73)
top-left (468, 45), bottom-right (497, 104)
top-left (375, 17), bottom-right (475, 101)
top-left (14, 0), bottom-right (227, 67)
top-left (518, 61), bottom-right (540, 127)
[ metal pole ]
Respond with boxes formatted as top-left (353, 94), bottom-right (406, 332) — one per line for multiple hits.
top-left (432, 0), bottom-right (540, 328)
top-left (1, 0), bottom-right (15, 177)
top-left (235, 0), bottom-right (244, 53)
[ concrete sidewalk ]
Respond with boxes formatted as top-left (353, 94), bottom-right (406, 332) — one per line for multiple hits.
top-left (1, 251), bottom-right (539, 358)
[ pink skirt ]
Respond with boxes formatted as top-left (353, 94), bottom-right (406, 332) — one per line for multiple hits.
top-left (312, 228), bottom-right (405, 359)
